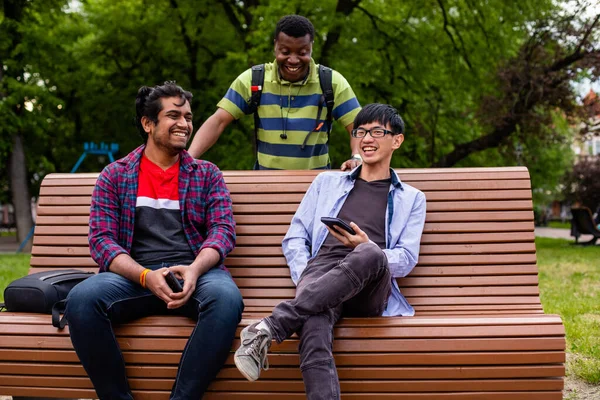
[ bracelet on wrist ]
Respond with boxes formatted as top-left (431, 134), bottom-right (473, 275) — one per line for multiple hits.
top-left (139, 268), bottom-right (150, 288)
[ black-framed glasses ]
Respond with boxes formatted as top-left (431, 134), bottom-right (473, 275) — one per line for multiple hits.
top-left (351, 127), bottom-right (397, 138)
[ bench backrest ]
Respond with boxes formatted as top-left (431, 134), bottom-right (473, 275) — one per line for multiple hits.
top-left (31, 167), bottom-right (541, 316)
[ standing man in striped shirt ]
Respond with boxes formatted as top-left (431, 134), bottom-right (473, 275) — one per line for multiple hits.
top-left (65, 82), bottom-right (243, 399)
top-left (188, 15), bottom-right (362, 170)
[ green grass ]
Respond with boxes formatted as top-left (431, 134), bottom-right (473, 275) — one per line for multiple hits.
top-left (0, 239), bottom-right (598, 385)
top-left (0, 254), bottom-right (30, 302)
top-left (547, 220), bottom-right (571, 230)
top-left (536, 237), bottom-right (600, 384)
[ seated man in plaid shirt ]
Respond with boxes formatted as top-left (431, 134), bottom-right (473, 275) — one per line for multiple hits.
top-left (66, 81), bottom-right (243, 400)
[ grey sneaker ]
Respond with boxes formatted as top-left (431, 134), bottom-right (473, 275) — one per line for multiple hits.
top-left (234, 321), bottom-right (272, 381)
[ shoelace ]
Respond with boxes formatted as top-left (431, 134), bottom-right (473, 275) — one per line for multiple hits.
top-left (243, 331), bottom-right (271, 371)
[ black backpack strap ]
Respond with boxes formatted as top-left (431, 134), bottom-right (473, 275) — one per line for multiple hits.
top-left (301, 65), bottom-right (335, 150)
top-left (52, 299), bottom-right (68, 329)
top-left (318, 65), bottom-right (335, 137)
top-left (0, 303), bottom-right (5, 312)
top-left (249, 64), bottom-right (265, 168)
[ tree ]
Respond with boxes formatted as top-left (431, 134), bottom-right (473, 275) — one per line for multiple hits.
top-left (433, 8), bottom-right (599, 167)
top-left (1, 1), bottom-right (70, 247)
top-left (565, 157), bottom-right (600, 210)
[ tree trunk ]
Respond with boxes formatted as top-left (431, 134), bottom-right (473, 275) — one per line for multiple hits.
top-left (9, 133), bottom-right (34, 252)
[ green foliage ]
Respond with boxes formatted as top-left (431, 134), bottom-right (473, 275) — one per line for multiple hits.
top-left (537, 237), bottom-right (600, 384)
top-left (548, 220), bottom-right (570, 230)
top-left (0, 254), bottom-right (30, 302)
top-left (0, 0), bottom-right (75, 200)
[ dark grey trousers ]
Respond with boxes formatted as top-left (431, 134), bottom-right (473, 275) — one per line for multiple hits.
top-left (265, 242), bottom-right (392, 400)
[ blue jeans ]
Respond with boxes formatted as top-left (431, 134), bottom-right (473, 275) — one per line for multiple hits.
top-left (65, 265), bottom-right (244, 400)
top-left (265, 242), bottom-right (392, 400)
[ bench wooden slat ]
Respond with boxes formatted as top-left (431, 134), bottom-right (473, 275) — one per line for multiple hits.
top-left (36, 178), bottom-right (533, 194)
top-left (0, 349), bottom-right (566, 366)
top-left (34, 211), bottom-right (535, 227)
top-left (0, 376), bottom-right (564, 392)
top-left (35, 199), bottom-right (537, 213)
top-left (202, 393), bottom-right (562, 400)
top-left (0, 363), bottom-right (565, 379)
top-left (38, 167), bottom-right (532, 182)
top-left (221, 296), bottom-right (545, 308)
top-left (229, 190), bottom-right (535, 204)
top-left (27, 253), bottom-right (540, 268)
top-left (223, 179), bottom-right (533, 192)
top-left (32, 222), bottom-right (535, 237)
top-left (0, 313), bottom-right (563, 327)
top-left (38, 196), bottom-right (92, 206)
top-left (32, 242), bottom-right (537, 257)
top-left (0, 387), bottom-right (564, 400)
top-left (23, 264), bottom-right (543, 278)
top-left (232, 275), bottom-right (541, 287)
top-left (0, 334), bottom-right (565, 352)
top-left (31, 232), bottom-right (538, 247)
top-left (237, 200), bottom-right (537, 214)
top-left (232, 286), bottom-right (542, 298)
top-left (0, 316), bottom-right (564, 337)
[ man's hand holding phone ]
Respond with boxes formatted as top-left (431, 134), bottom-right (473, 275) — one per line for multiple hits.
top-left (144, 267), bottom-right (182, 305)
top-left (321, 217), bottom-right (369, 248)
top-left (165, 271), bottom-right (183, 293)
top-left (164, 265), bottom-right (200, 310)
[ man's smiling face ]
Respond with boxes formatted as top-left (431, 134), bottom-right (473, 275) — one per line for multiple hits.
top-left (353, 121), bottom-right (404, 167)
top-left (274, 32), bottom-right (312, 82)
top-left (143, 96), bottom-right (193, 156)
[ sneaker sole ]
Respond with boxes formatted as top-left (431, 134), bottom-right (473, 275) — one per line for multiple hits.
top-left (234, 353), bottom-right (258, 382)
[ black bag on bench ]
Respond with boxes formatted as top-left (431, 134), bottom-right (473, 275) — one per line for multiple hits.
top-left (1, 269), bottom-right (94, 328)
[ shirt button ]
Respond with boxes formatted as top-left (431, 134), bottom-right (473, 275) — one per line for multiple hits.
top-left (291, 97), bottom-right (295, 100)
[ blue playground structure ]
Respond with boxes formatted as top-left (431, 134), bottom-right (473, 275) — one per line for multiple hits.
top-left (70, 142), bottom-right (119, 173)
top-left (16, 142), bottom-right (119, 253)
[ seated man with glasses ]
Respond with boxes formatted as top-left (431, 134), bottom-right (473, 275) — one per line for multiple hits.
top-left (233, 103), bottom-right (427, 399)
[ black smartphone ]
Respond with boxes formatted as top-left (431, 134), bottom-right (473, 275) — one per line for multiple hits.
top-left (321, 216), bottom-right (356, 235)
top-left (165, 271), bottom-right (183, 293)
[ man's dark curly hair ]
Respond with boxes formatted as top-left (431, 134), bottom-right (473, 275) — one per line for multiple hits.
top-left (274, 15), bottom-right (315, 41)
top-left (134, 81), bottom-right (192, 142)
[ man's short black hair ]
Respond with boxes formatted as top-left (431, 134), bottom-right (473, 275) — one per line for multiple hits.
top-left (135, 81), bottom-right (192, 142)
top-left (353, 103), bottom-right (405, 134)
top-left (274, 15), bottom-right (315, 41)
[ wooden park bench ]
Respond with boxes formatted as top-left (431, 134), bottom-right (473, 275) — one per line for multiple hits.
top-left (0, 166), bottom-right (565, 399)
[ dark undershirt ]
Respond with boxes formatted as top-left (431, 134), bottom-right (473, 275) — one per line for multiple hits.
top-left (314, 177), bottom-right (390, 264)
top-left (130, 155), bottom-right (195, 266)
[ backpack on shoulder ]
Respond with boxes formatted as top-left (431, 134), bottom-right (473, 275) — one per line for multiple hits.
top-left (1, 269), bottom-right (95, 329)
top-left (247, 64), bottom-right (335, 161)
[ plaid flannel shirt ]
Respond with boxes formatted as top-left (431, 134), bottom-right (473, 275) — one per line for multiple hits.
top-left (89, 144), bottom-right (236, 272)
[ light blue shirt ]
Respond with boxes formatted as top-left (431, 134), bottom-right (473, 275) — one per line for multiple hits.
top-left (282, 167), bottom-right (427, 317)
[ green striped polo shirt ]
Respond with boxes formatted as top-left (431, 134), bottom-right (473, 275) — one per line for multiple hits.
top-left (217, 59), bottom-right (361, 170)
